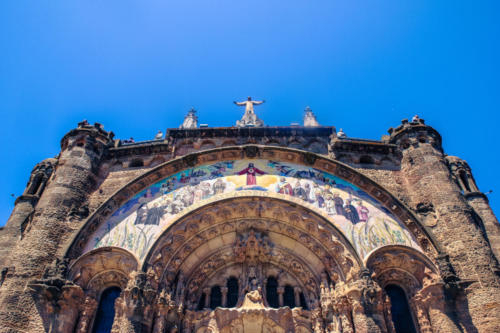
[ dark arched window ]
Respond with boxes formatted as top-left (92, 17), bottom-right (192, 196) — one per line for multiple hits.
top-left (266, 276), bottom-right (279, 308)
top-left (385, 285), bottom-right (417, 333)
top-left (27, 173), bottom-right (43, 195)
top-left (197, 292), bottom-right (206, 310)
top-left (210, 286), bottom-right (222, 309)
top-left (283, 285), bottom-right (296, 308)
top-left (299, 292), bottom-right (308, 309)
top-left (459, 170), bottom-right (471, 192)
top-left (92, 287), bottom-right (121, 333)
top-left (226, 277), bottom-right (239, 308)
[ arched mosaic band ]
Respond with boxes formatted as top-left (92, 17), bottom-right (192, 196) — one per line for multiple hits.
top-left (66, 146), bottom-right (439, 263)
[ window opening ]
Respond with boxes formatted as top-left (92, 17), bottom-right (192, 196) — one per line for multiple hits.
top-left (283, 285), bottom-right (296, 308)
top-left (385, 284), bottom-right (417, 333)
top-left (227, 277), bottom-right (239, 308)
top-left (92, 287), bottom-right (121, 333)
top-left (266, 276), bottom-right (279, 308)
top-left (210, 286), bottom-right (222, 309)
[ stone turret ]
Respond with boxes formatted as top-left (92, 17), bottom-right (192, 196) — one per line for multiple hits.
top-left (0, 158), bottom-right (57, 269)
top-left (0, 120), bottom-right (114, 332)
top-left (446, 156), bottom-right (500, 262)
top-left (388, 117), bottom-right (500, 332)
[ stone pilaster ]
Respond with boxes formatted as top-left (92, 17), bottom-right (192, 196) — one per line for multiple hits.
top-left (221, 287), bottom-right (228, 307)
top-left (203, 287), bottom-right (211, 309)
top-left (153, 286), bottom-right (182, 333)
top-left (278, 286), bottom-right (285, 307)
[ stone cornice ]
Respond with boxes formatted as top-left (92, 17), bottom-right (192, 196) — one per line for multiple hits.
top-left (166, 126), bottom-right (336, 139)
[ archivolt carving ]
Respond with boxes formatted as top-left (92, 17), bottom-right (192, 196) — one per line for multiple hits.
top-left (145, 197), bottom-right (360, 286)
top-left (68, 247), bottom-right (138, 292)
top-left (365, 245), bottom-right (440, 296)
top-left (87, 270), bottom-right (128, 297)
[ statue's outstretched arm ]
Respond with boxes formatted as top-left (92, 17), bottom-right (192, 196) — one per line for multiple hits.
top-left (253, 100), bottom-right (265, 105)
top-left (234, 101), bottom-right (246, 106)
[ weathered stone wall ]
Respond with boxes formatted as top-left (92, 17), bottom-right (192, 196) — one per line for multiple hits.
top-left (388, 119), bottom-right (500, 332)
top-left (465, 193), bottom-right (500, 261)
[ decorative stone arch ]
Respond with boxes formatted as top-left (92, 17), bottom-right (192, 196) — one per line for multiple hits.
top-left (139, 195), bottom-right (363, 313)
top-left (68, 247), bottom-right (138, 292)
top-left (365, 245), bottom-right (440, 295)
top-left (67, 247), bottom-right (138, 333)
top-left (365, 245), bottom-right (442, 333)
top-left (64, 145), bottom-right (441, 266)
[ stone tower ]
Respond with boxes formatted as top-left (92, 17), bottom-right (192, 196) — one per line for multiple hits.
top-left (0, 111), bottom-right (498, 333)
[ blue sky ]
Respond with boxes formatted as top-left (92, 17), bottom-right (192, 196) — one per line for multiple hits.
top-left (1, 1), bottom-right (499, 226)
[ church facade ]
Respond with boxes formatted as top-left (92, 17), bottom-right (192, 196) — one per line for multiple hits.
top-left (0, 106), bottom-right (499, 333)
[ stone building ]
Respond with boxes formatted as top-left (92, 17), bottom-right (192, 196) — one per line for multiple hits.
top-left (0, 105), bottom-right (499, 333)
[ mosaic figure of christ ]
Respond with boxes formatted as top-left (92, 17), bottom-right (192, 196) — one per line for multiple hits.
top-left (236, 163), bottom-right (265, 185)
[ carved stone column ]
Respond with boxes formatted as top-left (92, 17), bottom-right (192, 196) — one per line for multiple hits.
top-left (203, 287), bottom-right (211, 309)
top-left (75, 295), bottom-right (98, 333)
top-left (221, 287), bottom-right (228, 307)
top-left (412, 283), bottom-right (461, 333)
top-left (294, 286), bottom-right (301, 307)
top-left (112, 271), bottom-right (156, 333)
top-left (278, 286), bottom-right (285, 307)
